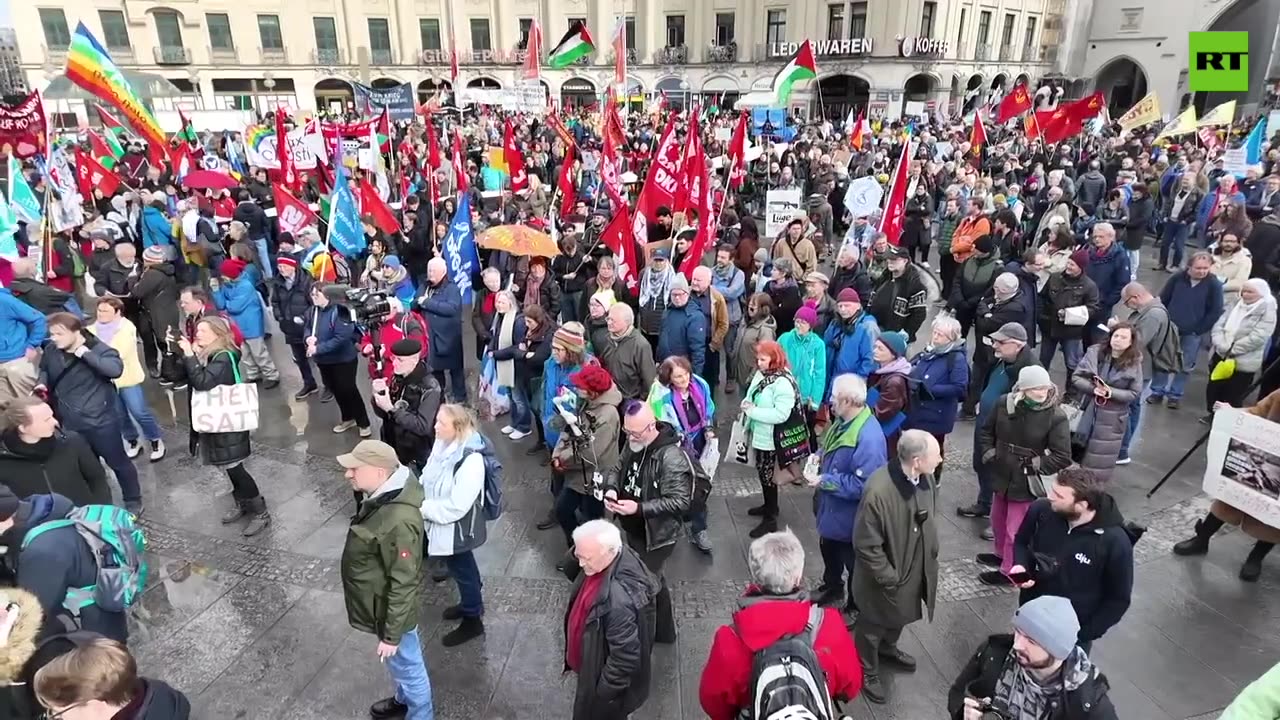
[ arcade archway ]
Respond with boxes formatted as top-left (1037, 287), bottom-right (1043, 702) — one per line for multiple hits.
top-left (314, 78), bottom-right (353, 113)
top-left (815, 74), bottom-right (870, 122)
top-left (1094, 57), bottom-right (1147, 115)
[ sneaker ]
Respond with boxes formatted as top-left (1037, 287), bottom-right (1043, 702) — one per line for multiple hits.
top-left (691, 529), bottom-right (713, 554)
top-left (148, 439), bottom-right (166, 462)
top-left (294, 386), bottom-right (319, 400)
top-left (501, 425), bottom-right (516, 435)
top-left (171, 382), bottom-right (188, 391)
top-left (979, 570), bottom-right (1014, 586)
top-left (1166, 398), bottom-right (1181, 409)
top-left (320, 389), bottom-right (335, 403)
top-left (862, 674), bottom-right (887, 704)
top-left (358, 426), bottom-right (373, 438)
top-left (508, 429), bottom-right (530, 440)
top-left (956, 503), bottom-right (990, 518)
top-left (333, 420), bottom-right (357, 433)
top-left (124, 440), bottom-right (142, 459)
top-left (1115, 455), bottom-right (1132, 466)
top-left (980, 526), bottom-right (995, 541)
top-left (975, 552), bottom-right (1002, 567)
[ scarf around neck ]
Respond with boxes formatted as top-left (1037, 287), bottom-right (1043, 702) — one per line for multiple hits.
top-left (671, 379), bottom-right (709, 444)
top-left (93, 318), bottom-right (126, 345)
top-left (640, 265), bottom-right (674, 307)
top-left (492, 311), bottom-right (518, 388)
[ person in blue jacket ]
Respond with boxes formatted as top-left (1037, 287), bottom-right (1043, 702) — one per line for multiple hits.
top-left (811, 373), bottom-right (888, 611)
top-left (1083, 223), bottom-right (1131, 344)
top-left (212, 258), bottom-right (280, 387)
top-left (1197, 174), bottom-right (1247, 240)
top-left (305, 282), bottom-right (371, 436)
top-left (0, 284), bottom-right (46, 404)
top-left (904, 315), bottom-right (970, 483)
top-left (656, 274), bottom-right (708, 374)
top-left (416, 258), bottom-right (466, 402)
top-left (378, 255), bottom-right (417, 306)
top-left (141, 196), bottom-right (188, 286)
top-left (823, 287), bottom-right (879, 400)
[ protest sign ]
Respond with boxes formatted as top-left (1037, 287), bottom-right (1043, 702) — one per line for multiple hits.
top-left (352, 82), bottom-right (416, 121)
top-left (843, 176), bottom-right (884, 219)
top-left (1204, 409), bottom-right (1280, 529)
top-left (0, 91), bottom-right (47, 158)
top-left (190, 383), bottom-right (261, 433)
top-left (765, 188), bottom-right (803, 237)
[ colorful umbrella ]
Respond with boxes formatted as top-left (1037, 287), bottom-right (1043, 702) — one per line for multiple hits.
top-left (180, 169), bottom-right (240, 191)
top-left (476, 224), bottom-right (560, 257)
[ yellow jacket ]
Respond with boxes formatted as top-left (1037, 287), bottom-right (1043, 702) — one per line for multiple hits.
top-left (88, 319), bottom-right (146, 388)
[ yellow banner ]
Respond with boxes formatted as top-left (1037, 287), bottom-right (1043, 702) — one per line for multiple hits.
top-left (1117, 93), bottom-right (1161, 132)
top-left (1156, 107), bottom-right (1198, 140)
top-left (1197, 100), bottom-right (1237, 127)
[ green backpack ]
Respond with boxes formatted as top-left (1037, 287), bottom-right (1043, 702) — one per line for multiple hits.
top-left (21, 505), bottom-right (148, 616)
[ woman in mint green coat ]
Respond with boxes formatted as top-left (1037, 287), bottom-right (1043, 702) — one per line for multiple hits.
top-left (778, 305), bottom-right (828, 439)
top-left (740, 339), bottom-right (799, 539)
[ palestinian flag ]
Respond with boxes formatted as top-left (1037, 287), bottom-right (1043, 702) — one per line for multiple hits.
top-left (548, 20), bottom-right (594, 68)
top-left (770, 40), bottom-right (818, 107)
top-left (88, 129), bottom-right (123, 169)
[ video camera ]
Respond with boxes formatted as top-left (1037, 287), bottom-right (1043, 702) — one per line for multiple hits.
top-left (344, 288), bottom-right (394, 326)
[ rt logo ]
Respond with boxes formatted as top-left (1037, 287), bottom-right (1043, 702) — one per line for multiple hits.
top-left (1189, 32), bottom-right (1249, 92)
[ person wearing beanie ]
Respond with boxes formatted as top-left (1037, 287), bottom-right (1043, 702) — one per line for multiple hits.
top-left (975, 360), bottom-right (1072, 586)
top-left (378, 254), bottom-right (417, 306)
top-left (778, 305), bottom-right (827, 422)
top-left (947, 233), bottom-right (1003, 340)
top-left (272, 249), bottom-right (319, 399)
top-left (372, 335), bottom-right (443, 469)
top-left (948, 594), bottom-right (1118, 720)
top-left (868, 330), bottom-right (913, 455)
top-left (551, 363), bottom-right (621, 547)
top-left (417, 258), bottom-right (467, 402)
top-left (212, 244), bottom-right (280, 388)
top-left (1039, 251), bottom-right (1100, 390)
top-left (656, 273), bottom-right (708, 375)
top-left (540, 321), bottom-right (592, 466)
top-left (125, 242), bottom-right (181, 383)
top-left (823, 284), bottom-right (878, 401)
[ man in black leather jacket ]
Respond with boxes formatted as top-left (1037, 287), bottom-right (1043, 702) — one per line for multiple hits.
top-left (371, 339), bottom-right (442, 470)
top-left (603, 401), bottom-right (692, 644)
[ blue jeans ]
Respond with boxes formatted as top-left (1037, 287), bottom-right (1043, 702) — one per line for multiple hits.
top-left (444, 551), bottom-right (483, 617)
top-left (1038, 336), bottom-right (1084, 378)
top-left (1119, 379), bottom-right (1153, 459)
top-left (253, 237), bottom-right (273, 279)
top-left (1159, 221), bottom-right (1191, 269)
top-left (117, 385), bottom-right (162, 444)
top-left (77, 422), bottom-right (141, 503)
top-left (1150, 332), bottom-right (1202, 400)
top-left (510, 377), bottom-right (533, 433)
top-left (385, 626), bottom-right (434, 720)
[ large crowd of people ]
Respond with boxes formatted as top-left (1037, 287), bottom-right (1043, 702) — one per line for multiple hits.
top-left (1, 93), bottom-right (1279, 719)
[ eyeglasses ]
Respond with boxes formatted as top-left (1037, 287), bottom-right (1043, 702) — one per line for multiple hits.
top-left (623, 422), bottom-right (655, 440)
top-left (42, 701), bottom-right (89, 719)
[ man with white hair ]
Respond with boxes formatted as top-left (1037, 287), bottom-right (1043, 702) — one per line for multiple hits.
top-left (562, 519), bottom-right (659, 720)
top-left (416, 258), bottom-right (466, 401)
top-left (852, 429), bottom-right (942, 704)
top-left (1084, 223), bottom-right (1131, 345)
top-left (699, 529), bottom-right (864, 719)
top-left (600, 303), bottom-right (657, 403)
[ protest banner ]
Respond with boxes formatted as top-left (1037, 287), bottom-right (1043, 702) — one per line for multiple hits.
top-left (190, 383), bottom-right (261, 434)
top-left (245, 125), bottom-right (327, 169)
top-left (1204, 409), bottom-right (1280, 529)
top-left (0, 90), bottom-right (47, 158)
top-left (353, 82), bottom-right (417, 121)
top-left (765, 188), bottom-right (803, 237)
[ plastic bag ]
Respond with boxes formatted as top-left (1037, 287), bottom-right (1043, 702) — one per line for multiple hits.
top-left (1210, 357), bottom-right (1237, 381)
top-left (727, 416), bottom-right (751, 466)
top-left (477, 354), bottom-right (511, 421)
top-left (699, 438), bottom-right (722, 478)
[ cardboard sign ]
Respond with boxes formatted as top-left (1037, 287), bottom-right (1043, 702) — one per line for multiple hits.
top-left (1204, 409), bottom-right (1280, 528)
top-left (190, 382), bottom-right (260, 434)
top-left (765, 188), bottom-right (803, 237)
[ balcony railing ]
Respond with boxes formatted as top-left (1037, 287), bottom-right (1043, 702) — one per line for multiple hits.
top-left (42, 45), bottom-right (68, 64)
top-left (975, 42), bottom-right (992, 61)
top-left (1022, 45), bottom-right (1043, 62)
top-left (607, 48), bottom-right (639, 64)
top-left (371, 48), bottom-right (394, 65)
top-left (998, 46), bottom-right (1014, 61)
top-left (654, 45), bottom-right (689, 64)
top-left (707, 43), bottom-right (738, 63)
top-left (259, 46), bottom-right (286, 64)
top-left (209, 45), bottom-right (237, 63)
top-left (314, 47), bottom-right (345, 64)
top-left (153, 46), bottom-right (192, 65)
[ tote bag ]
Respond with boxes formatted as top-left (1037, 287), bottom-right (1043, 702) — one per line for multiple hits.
top-left (750, 373), bottom-right (811, 468)
top-left (190, 353), bottom-right (260, 433)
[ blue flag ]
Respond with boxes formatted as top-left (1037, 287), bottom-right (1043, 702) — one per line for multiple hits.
top-left (1244, 119), bottom-right (1265, 166)
top-left (326, 153), bottom-right (365, 258)
top-left (442, 193), bottom-right (479, 303)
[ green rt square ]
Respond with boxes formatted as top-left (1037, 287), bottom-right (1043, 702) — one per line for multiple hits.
top-left (1190, 32), bottom-right (1249, 91)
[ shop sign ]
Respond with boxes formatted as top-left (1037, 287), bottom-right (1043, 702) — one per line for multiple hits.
top-left (420, 48), bottom-right (527, 65)
top-left (768, 39), bottom-right (872, 58)
top-left (898, 36), bottom-right (950, 57)
top-left (561, 79), bottom-right (596, 93)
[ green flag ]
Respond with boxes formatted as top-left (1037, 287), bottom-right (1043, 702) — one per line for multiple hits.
top-left (8, 155), bottom-right (42, 224)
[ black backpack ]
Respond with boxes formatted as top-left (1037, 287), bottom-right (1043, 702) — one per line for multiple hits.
top-left (735, 605), bottom-right (837, 720)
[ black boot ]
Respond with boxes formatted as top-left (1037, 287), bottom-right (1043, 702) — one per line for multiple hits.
top-left (536, 508), bottom-right (558, 530)
top-left (1172, 514), bottom-right (1225, 556)
top-left (241, 497), bottom-right (271, 537)
top-left (654, 583), bottom-right (677, 644)
top-left (441, 616), bottom-right (485, 647)
top-left (1240, 541), bottom-right (1274, 582)
top-left (749, 517), bottom-right (778, 539)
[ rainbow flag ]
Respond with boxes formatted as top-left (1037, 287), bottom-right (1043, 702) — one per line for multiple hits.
top-left (65, 22), bottom-right (167, 166)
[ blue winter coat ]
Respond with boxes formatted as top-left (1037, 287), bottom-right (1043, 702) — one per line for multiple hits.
top-left (140, 206), bottom-right (175, 249)
top-left (904, 347), bottom-right (970, 435)
top-left (306, 304), bottom-right (359, 364)
top-left (823, 312), bottom-right (879, 400)
top-left (541, 355), bottom-right (588, 450)
top-left (814, 408), bottom-right (888, 542)
top-left (419, 279), bottom-right (463, 371)
top-left (0, 287), bottom-right (46, 362)
top-left (213, 276), bottom-right (265, 339)
top-left (656, 302), bottom-right (708, 375)
top-left (1085, 243), bottom-right (1131, 310)
top-left (390, 275), bottom-right (416, 306)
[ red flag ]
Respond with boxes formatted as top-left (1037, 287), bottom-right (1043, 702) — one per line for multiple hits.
top-left (504, 118), bottom-right (528, 193)
top-left (612, 20), bottom-right (627, 89)
top-left (377, 107), bottom-right (391, 145)
top-left (146, 143), bottom-right (167, 176)
top-left (94, 104), bottom-right (127, 135)
top-left (633, 115), bottom-right (680, 230)
top-left (727, 110), bottom-right (749, 191)
top-left (452, 129), bottom-right (468, 195)
top-left (521, 20), bottom-right (542, 81)
top-left (600, 208), bottom-right (639, 290)
top-left (1037, 107), bottom-right (1083, 144)
top-left (75, 151), bottom-right (122, 198)
top-left (168, 143), bottom-right (195, 181)
top-left (850, 110), bottom-right (867, 151)
top-left (994, 84), bottom-right (1033, 124)
top-left (87, 130), bottom-right (119, 167)
top-left (358, 177), bottom-right (402, 234)
top-left (600, 101), bottom-right (627, 209)
top-left (275, 107), bottom-right (298, 193)
top-left (1023, 113), bottom-right (1042, 142)
top-left (272, 185), bottom-right (320, 235)
top-left (448, 26), bottom-right (459, 86)
top-left (1197, 126), bottom-right (1221, 151)
top-left (673, 108), bottom-right (703, 217)
top-left (1063, 91), bottom-right (1105, 122)
top-left (426, 120), bottom-right (441, 170)
top-left (557, 142), bottom-right (577, 218)
top-left (679, 163), bottom-right (715, 280)
top-left (967, 112), bottom-right (987, 170)
top-left (879, 142), bottom-right (911, 245)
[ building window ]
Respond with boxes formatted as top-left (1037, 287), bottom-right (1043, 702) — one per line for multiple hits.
top-left (568, 16), bottom-right (586, 31)
top-left (1024, 16), bottom-right (1037, 48)
top-left (38, 8), bottom-right (71, 49)
top-left (977, 10), bottom-right (992, 45)
top-left (665, 15), bottom-right (685, 47)
top-left (766, 10), bottom-right (786, 45)
top-left (826, 4), bottom-right (844, 41)
top-left (921, 2), bottom-right (937, 37)
top-left (98, 10), bottom-right (130, 50)
top-left (625, 16), bottom-right (636, 50)
top-left (369, 18), bottom-right (392, 50)
top-left (154, 11), bottom-right (184, 48)
top-left (470, 18), bottom-right (491, 51)
top-left (419, 19), bottom-right (441, 51)
top-left (850, 2), bottom-right (868, 38)
top-left (518, 18), bottom-right (532, 49)
top-left (957, 8), bottom-right (967, 46)
top-left (1002, 13), bottom-right (1016, 47)
top-left (714, 12), bottom-right (735, 45)
top-left (258, 15), bottom-right (284, 50)
top-left (206, 14), bottom-right (233, 50)
top-left (314, 17), bottom-right (339, 49)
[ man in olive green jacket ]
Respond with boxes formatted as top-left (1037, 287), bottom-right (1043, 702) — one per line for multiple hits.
top-left (339, 440), bottom-right (433, 720)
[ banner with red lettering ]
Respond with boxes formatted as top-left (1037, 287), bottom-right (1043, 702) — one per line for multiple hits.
top-left (0, 91), bottom-right (48, 159)
top-left (631, 115), bottom-right (681, 248)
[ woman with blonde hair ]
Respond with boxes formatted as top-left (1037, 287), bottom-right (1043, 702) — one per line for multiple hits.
top-left (179, 316), bottom-right (272, 536)
top-left (33, 636), bottom-right (190, 719)
top-left (89, 296), bottom-right (165, 462)
top-left (419, 403), bottom-right (490, 647)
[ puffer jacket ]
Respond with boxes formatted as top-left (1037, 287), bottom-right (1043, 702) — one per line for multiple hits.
top-left (183, 349), bottom-right (251, 466)
top-left (0, 428), bottom-right (112, 507)
top-left (1210, 296), bottom-right (1278, 373)
top-left (564, 543), bottom-right (659, 720)
top-left (0, 588), bottom-right (42, 720)
top-left (823, 311), bottom-right (879, 401)
top-left (742, 370), bottom-right (798, 452)
top-left (656, 302), bottom-right (708, 375)
top-left (1070, 346), bottom-right (1143, 479)
top-left (904, 346), bottom-right (969, 435)
top-left (37, 336), bottom-right (123, 432)
top-left (140, 205), bottom-right (175, 250)
top-left (213, 274), bottom-right (266, 339)
top-left (978, 392), bottom-right (1073, 502)
top-left (271, 270), bottom-right (314, 343)
top-left (1085, 242), bottom-right (1131, 311)
top-left (1040, 270), bottom-right (1101, 341)
top-left (130, 263), bottom-right (181, 338)
top-left (778, 328), bottom-right (827, 409)
top-left (603, 423), bottom-right (693, 552)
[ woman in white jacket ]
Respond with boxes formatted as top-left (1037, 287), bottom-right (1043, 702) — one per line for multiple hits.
top-left (1207, 278), bottom-right (1278, 419)
top-left (420, 403), bottom-right (489, 647)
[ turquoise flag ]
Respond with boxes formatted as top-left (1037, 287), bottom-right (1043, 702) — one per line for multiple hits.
top-left (0, 188), bottom-right (18, 259)
top-left (326, 147), bottom-right (365, 258)
top-left (8, 155), bottom-right (41, 225)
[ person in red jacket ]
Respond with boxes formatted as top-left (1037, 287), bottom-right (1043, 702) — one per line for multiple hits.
top-left (699, 530), bottom-right (863, 720)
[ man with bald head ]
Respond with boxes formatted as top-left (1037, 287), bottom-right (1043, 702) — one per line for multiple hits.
top-left (689, 265), bottom-right (729, 393)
